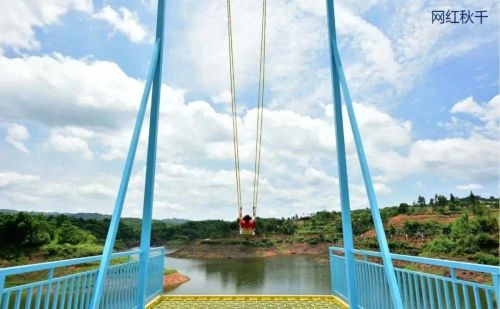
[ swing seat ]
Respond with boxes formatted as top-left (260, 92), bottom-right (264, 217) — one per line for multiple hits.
top-left (239, 217), bottom-right (256, 236)
top-left (240, 227), bottom-right (255, 236)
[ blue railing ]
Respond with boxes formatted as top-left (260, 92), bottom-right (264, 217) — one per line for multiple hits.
top-left (0, 247), bottom-right (164, 308)
top-left (330, 246), bottom-right (500, 309)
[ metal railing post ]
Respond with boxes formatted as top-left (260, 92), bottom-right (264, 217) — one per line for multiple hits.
top-left (493, 273), bottom-right (500, 309)
top-left (0, 274), bottom-right (5, 305)
top-left (450, 268), bottom-right (460, 308)
top-left (43, 268), bottom-right (54, 309)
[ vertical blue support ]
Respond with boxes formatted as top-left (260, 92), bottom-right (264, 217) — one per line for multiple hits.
top-left (136, 0), bottom-right (165, 308)
top-left (326, 0), bottom-right (404, 308)
top-left (329, 22), bottom-right (405, 309)
top-left (325, 1), bottom-right (358, 308)
top-left (88, 36), bottom-right (161, 309)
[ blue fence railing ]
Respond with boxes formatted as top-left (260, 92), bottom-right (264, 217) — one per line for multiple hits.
top-left (0, 247), bottom-right (164, 309)
top-left (330, 246), bottom-right (500, 309)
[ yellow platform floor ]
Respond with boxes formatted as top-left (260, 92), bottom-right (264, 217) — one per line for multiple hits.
top-left (148, 295), bottom-right (348, 308)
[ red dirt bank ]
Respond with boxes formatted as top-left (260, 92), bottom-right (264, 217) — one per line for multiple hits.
top-left (163, 272), bottom-right (190, 291)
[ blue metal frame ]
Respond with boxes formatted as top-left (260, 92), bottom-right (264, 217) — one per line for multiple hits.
top-left (89, 40), bottom-right (160, 309)
top-left (331, 43), bottom-right (404, 309)
top-left (136, 0), bottom-right (166, 307)
top-left (330, 247), bottom-right (500, 309)
top-left (89, 1), bottom-right (166, 308)
top-left (325, 1), bottom-right (358, 308)
top-left (4, 1), bottom-right (495, 309)
top-left (0, 247), bottom-right (165, 309)
top-left (326, 0), bottom-right (403, 308)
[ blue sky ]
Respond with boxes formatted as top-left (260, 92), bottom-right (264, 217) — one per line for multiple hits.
top-left (0, 0), bottom-right (498, 220)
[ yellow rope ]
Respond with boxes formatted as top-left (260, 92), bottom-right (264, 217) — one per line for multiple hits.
top-left (252, 0), bottom-right (266, 218)
top-left (227, 0), bottom-right (267, 220)
top-left (226, 0), bottom-right (242, 219)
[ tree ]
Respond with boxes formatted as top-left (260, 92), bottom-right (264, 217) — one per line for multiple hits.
top-left (417, 195), bottom-right (426, 206)
top-left (388, 225), bottom-right (396, 238)
top-left (450, 193), bottom-right (456, 203)
top-left (437, 195), bottom-right (447, 207)
top-left (449, 202), bottom-right (458, 212)
top-left (398, 203), bottom-right (410, 214)
top-left (58, 223), bottom-right (97, 245)
top-left (469, 191), bottom-right (476, 205)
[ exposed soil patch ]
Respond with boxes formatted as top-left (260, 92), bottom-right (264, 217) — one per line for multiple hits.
top-left (388, 213), bottom-right (461, 228)
top-left (163, 272), bottom-right (190, 291)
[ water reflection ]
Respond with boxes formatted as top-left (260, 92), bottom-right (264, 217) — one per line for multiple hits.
top-left (165, 255), bottom-right (331, 295)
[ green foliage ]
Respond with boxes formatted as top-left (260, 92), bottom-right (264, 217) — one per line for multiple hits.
top-left (398, 203), bottom-right (410, 214)
top-left (473, 252), bottom-right (499, 265)
top-left (164, 268), bottom-right (178, 275)
top-left (403, 220), bottom-right (442, 236)
top-left (0, 192), bottom-right (498, 265)
top-left (40, 243), bottom-right (103, 258)
top-left (422, 237), bottom-right (456, 255)
top-left (58, 223), bottom-right (96, 245)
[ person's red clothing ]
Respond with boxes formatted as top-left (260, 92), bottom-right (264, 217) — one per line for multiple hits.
top-left (240, 218), bottom-right (256, 229)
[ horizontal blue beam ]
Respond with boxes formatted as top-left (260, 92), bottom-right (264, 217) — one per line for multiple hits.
top-left (330, 247), bottom-right (500, 274)
top-left (0, 247), bottom-right (163, 277)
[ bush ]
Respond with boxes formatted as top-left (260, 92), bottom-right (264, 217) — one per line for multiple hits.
top-left (164, 268), bottom-right (177, 275)
top-left (422, 237), bottom-right (455, 255)
top-left (200, 239), bottom-right (222, 245)
top-left (473, 252), bottom-right (499, 265)
top-left (41, 244), bottom-right (102, 258)
top-left (306, 237), bottom-right (319, 245)
top-left (475, 233), bottom-right (499, 249)
top-left (58, 223), bottom-right (96, 245)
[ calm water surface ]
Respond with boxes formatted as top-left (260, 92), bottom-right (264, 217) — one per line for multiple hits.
top-left (164, 254), bottom-right (332, 295)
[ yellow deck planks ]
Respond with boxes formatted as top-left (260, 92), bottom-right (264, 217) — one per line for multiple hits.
top-left (148, 295), bottom-right (348, 308)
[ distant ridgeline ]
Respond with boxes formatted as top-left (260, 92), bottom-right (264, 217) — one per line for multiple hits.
top-left (0, 192), bottom-right (498, 266)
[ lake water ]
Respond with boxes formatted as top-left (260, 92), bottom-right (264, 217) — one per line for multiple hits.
top-left (164, 254), bottom-right (332, 295)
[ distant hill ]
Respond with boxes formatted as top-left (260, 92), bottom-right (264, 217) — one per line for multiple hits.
top-left (0, 209), bottom-right (188, 224)
top-left (162, 218), bottom-right (190, 225)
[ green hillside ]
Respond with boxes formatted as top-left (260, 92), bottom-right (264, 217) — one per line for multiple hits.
top-left (0, 192), bottom-right (498, 267)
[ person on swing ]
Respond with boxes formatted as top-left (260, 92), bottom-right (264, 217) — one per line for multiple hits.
top-left (239, 214), bottom-right (256, 236)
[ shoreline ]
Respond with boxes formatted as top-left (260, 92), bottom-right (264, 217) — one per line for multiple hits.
top-left (167, 242), bottom-right (333, 260)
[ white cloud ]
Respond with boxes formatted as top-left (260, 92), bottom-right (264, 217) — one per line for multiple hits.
top-left (0, 172), bottom-right (40, 189)
top-left (374, 182), bottom-right (392, 195)
top-left (0, 54), bottom-right (142, 128)
top-left (47, 127), bottom-right (94, 159)
top-left (0, 0), bottom-right (92, 51)
top-left (0, 53), bottom-right (496, 218)
top-left (451, 95), bottom-right (500, 137)
top-left (93, 6), bottom-right (150, 43)
top-left (4, 123), bottom-right (30, 153)
top-left (0, 14), bottom-right (497, 221)
top-left (456, 183), bottom-right (483, 191)
top-left (409, 135), bottom-right (497, 182)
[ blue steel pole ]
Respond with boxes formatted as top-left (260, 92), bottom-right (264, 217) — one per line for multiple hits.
top-left (331, 40), bottom-right (405, 309)
top-left (136, 0), bottom-right (165, 307)
top-left (88, 41), bottom-right (160, 309)
top-left (325, 1), bottom-right (358, 308)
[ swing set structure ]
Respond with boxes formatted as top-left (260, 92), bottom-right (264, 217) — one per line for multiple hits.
top-left (0, 1), bottom-right (498, 308)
